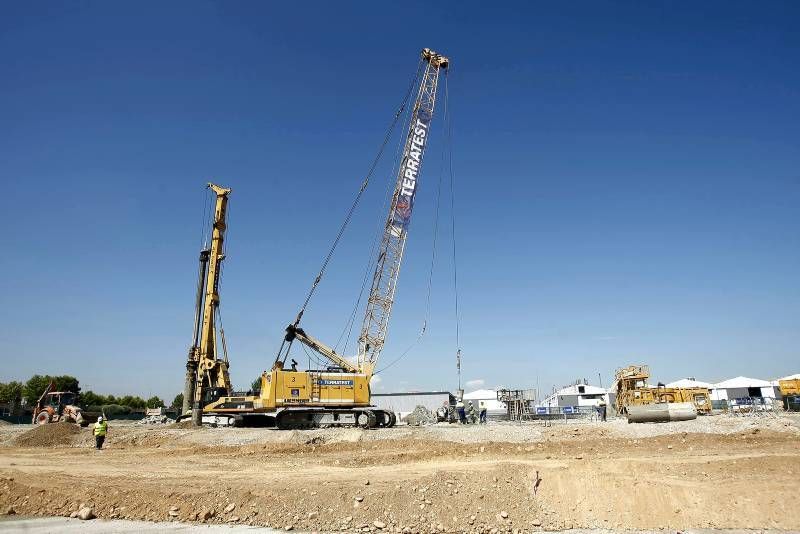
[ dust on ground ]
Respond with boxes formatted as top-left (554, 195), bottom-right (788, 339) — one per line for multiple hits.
top-left (1, 414), bottom-right (798, 532)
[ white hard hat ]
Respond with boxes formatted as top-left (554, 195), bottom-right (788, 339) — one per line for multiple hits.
top-left (97, 416), bottom-right (103, 422)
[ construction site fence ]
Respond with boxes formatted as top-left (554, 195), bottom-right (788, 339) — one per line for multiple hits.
top-left (721, 397), bottom-right (784, 416)
top-left (508, 405), bottom-right (614, 423)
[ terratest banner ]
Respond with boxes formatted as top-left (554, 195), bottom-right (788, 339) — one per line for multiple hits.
top-left (391, 110), bottom-right (432, 232)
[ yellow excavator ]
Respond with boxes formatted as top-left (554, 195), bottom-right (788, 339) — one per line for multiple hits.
top-left (187, 48), bottom-right (450, 428)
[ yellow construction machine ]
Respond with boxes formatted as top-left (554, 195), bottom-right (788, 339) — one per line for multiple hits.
top-left (778, 377), bottom-right (800, 411)
top-left (614, 364), bottom-right (712, 415)
top-left (181, 183), bottom-right (233, 426)
top-left (187, 48), bottom-right (450, 428)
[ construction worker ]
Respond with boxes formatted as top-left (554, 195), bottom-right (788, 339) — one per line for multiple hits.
top-left (466, 400), bottom-right (477, 424)
top-left (597, 398), bottom-right (607, 422)
top-left (93, 415), bottom-right (108, 450)
top-left (479, 403), bottom-right (487, 424)
top-left (456, 399), bottom-right (466, 424)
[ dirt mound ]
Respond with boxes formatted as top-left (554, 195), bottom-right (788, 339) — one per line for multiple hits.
top-left (172, 420), bottom-right (197, 429)
top-left (13, 422), bottom-right (81, 447)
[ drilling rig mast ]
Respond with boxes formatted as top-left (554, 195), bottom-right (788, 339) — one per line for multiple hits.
top-left (183, 183), bottom-right (233, 425)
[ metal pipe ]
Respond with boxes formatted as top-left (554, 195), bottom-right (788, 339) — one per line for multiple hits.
top-left (626, 402), bottom-right (697, 423)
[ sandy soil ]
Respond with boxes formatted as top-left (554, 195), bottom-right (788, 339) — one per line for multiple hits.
top-left (1, 414), bottom-right (798, 532)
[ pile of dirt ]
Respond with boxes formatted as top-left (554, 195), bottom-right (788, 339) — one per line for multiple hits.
top-left (172, 420), bottom-right (197, 429)
top-left (405, 405), bottom-right (437, 426)
top-left (13, 422), bottom-right (81, 447)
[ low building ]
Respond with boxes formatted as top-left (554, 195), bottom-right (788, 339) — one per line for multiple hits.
top-left (371, 391), bottom-right (453, 420)
top-left (540, 384), bottom-right (609, 409)
top-left (462, 389), bottom-right (507, 419)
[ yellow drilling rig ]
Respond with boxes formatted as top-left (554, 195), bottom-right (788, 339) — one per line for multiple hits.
top-left (184, 48), bottom-right (450, 428)
top-left (182, 183), bottom-right (233, 426)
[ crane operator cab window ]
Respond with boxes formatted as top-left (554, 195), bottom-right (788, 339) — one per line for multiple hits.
top-left (204, 387), bottom-right (228, 405)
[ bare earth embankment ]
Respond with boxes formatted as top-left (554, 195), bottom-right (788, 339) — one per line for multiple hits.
top-left (1, 415), bottom-right (798, 532)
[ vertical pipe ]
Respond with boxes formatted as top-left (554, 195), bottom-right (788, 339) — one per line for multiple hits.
top-left (182, 250), bottom-right (210, 416)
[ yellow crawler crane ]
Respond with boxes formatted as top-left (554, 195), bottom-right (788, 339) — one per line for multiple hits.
top-left (203, 48), bottom-right (450, 428)
top-left (614, 364), bottom-right (712, 415)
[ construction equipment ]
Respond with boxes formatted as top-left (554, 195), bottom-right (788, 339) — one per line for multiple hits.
top-left (778, 378), bottom-right (800, 397)
top-left (181, 183), bottom-right (234, 426)
top-left (778, 377), bottom-right (800, 411)
top-left (32, 381), bottom-right (86, 426)
top-left (626, 403), bottom-right (697, 423)
top-left (614, 364), bottom-right (712, 416)
top-left (202, 48), bottom-right (450, 428)
top-left (497, 389), bottom-right (536, 421)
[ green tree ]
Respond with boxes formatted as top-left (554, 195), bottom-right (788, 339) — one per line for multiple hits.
top-left (119, 396), bottom-right (146, 409)
top-left (0, 381), bottom-right (24, 406)
top-left (146, 396), bottom-right (165, 409)
top-left (250, 376), bottom-right (262, 394)
top-left (170, 393), bottom-right (184, 409)
top-left (80, 390), bottom-right (107, 408)
top-left (23, 375), bottom-right (50, 404)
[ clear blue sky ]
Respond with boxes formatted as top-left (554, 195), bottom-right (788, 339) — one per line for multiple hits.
top-left (1, 1), bottom-right (798, 401)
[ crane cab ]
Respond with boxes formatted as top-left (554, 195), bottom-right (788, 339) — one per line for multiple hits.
top-left (259, 364), bottom-right (371, 409)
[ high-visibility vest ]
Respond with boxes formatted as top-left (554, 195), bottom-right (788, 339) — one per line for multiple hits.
top-left (94, 421), bottom-right (108, 437)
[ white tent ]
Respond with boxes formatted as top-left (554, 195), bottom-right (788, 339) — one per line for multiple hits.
top-left (711, 376), bottom-right (778, 401)
top-left (665, 378), bottom-right (713, 389)
top-left (779, 373), bottom-right (800, 381)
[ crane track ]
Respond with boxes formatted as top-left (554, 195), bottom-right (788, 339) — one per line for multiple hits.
top-left (275, 407), bottom-right (397, 430)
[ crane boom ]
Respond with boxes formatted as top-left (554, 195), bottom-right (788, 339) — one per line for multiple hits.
top-left (357, 48), bottom-right (448, 376)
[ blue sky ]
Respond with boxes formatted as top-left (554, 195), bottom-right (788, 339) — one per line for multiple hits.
top-left (1, 1), bottom-right (798, 401)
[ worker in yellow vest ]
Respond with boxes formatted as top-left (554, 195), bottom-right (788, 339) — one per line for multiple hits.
top-left (93, 415), bottom-right (108, 449)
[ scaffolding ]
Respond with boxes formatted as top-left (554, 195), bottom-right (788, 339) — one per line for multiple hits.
top-left (497, 389), bottom-right (537, 421)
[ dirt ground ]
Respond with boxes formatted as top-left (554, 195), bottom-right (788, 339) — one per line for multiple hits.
top-left (1, 414), bottom-right (798, 533)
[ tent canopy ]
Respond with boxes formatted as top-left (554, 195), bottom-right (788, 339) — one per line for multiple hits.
top-left (713, 376), bottom-right (773, 389)
top-left (665, 378), bottom-right (713, 389)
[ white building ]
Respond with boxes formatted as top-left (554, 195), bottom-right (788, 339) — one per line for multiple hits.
top-left (462, 389), bottom-right (507, 417)
top-left (540, 384), bottom-right (609, 408)
top-left (711, 376), bottom-right (779, 402)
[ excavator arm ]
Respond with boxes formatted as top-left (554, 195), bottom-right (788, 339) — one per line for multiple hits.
top-left (283, 324), bottom-right (359, 373)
